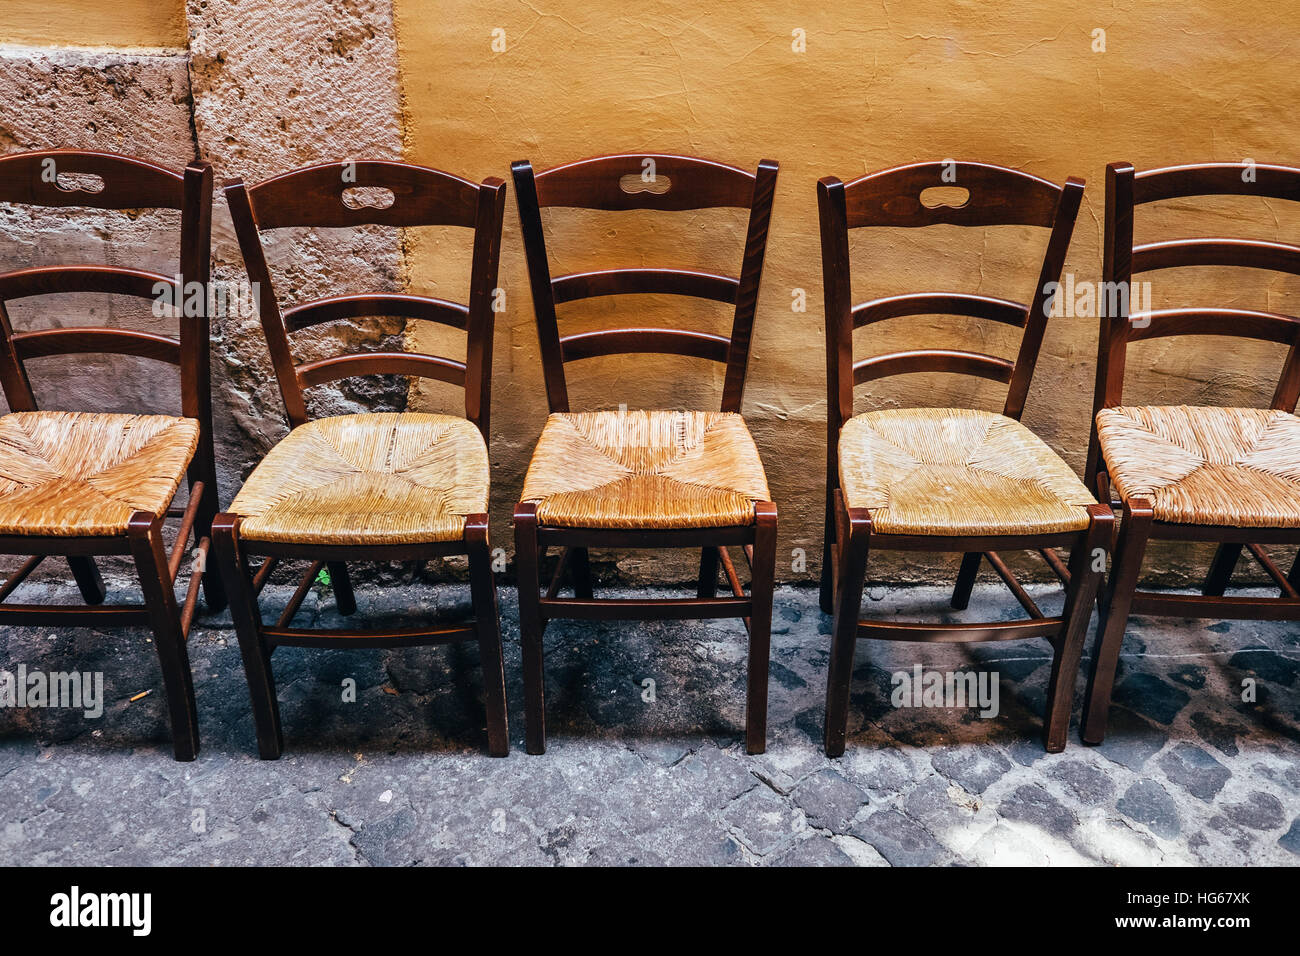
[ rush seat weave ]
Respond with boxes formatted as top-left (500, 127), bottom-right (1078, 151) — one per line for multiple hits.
top-left (1097, 405), bottom-right (1300, 527)
top-left (0, 411), bottom-right (199, 537)
top-left (521, 409), bottom-right (770, 529)
top-left (838, 407), bottom-right (1095, 536)
top-left (231, 412), bottom-right (489, 546)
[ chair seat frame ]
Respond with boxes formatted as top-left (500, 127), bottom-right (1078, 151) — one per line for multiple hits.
top-left (0, 150), bottom-right (221, 761)
top-left (818, 161), bottom-right (1109, 756)
top-left (511, 154), bottom-right (780, 755)
top-left (215, 160), bottom-right (508, 758)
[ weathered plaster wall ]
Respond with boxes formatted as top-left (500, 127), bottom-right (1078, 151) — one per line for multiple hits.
top-left (1, 0), bottom-right (187, 49)
top-left (396, 0), bottom-right (1300, 584)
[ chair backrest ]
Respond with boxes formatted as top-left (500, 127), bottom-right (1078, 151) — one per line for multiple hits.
top-left (1094, 161), bottom-right (1300, 416)
top-left (0, 149), bottom-right (213, 431)
top-left (818, 160), bottom-right (1084, 442)
top-left (512, 153), bottom-right (779, 414)
top-left (225, 160), bottom-right (507, 434)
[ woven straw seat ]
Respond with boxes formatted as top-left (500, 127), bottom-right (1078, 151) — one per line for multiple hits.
top-left (1097, 405), bottom-right (1300, 527)
top-left (231, 412), bottom-right (489, 546)
top-left (0, 411), bottom-right (199, 537)
top-left (521, 409), bottom-right (770, 529)
top-left (839, 407), bottom-right (1096, 536)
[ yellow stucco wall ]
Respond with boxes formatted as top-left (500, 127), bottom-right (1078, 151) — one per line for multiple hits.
top-left (395, 1), bottom-right (1300, 581)
top-left (1, 0), bottom-right (186, 48)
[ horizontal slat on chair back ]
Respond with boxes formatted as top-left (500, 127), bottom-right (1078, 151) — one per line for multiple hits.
top-left (842, 161), bottom-right (1063, 229)
top-left (247, 161), bottom-right (480, 229)
top-left (0, 150), bottom-right (185, 210)
top-left (532, 153), bottom-right (756, 210)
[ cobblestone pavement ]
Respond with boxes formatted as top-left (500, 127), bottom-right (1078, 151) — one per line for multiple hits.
top-left (1, 576), bottom-right (1296, 866)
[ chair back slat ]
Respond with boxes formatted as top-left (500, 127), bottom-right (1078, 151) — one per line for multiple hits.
top-left (1131, 238), bottom-right (1300, 276)
top-left (551, 268), bottom-right (739, 305)
top-left (282, 294), bottom-right (469, 333)
top-left (225, 160), bottom-right (506, 432)
top-left (853, 349), bottom-right (1014, 386)
top-left (0, 149), bottom-right (185, 210)
top-left (843, 161), bottom-right (1063, 229)
top-left (13, 328), bottom-right (182, 364)
top-left (513, 154), bottom-right (778, 413)
top-left (853, 292), bottom-right (1027, 329)
top-left (560, 328), bottom-right (730, 364)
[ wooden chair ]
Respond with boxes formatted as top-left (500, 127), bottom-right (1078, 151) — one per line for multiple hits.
top-left (511, 153), bottom-right (779, 755)
top-left (1081, 160), bottom-right (1300, 744)
top-left (0, 149), bottom-right (220, 761)
top-left (215, 160), bottom-right (508, 758)
top-left (819, 161), bottom-right (1112, 756)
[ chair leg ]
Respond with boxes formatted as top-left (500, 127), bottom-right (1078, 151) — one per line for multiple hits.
top-left (514, 503), bottom-right (547, 755)
top-left (1202, 543), bottom-right (1242, 597)
top-left (825, 503), bottom-right (871, 757)
top-left (1081, 498), bottom-right (1154, 745)
top-left (195, 463), bottom-right (227, 614)
top-left (126, 513), bottom-right (198, 762)
top-left (212, 513), bottom-right (283, 759)
top-left (950, 551), bottom-right (982, 610)
top-left (1042, 505), bottom-right (1113, 752)
top-left (67, 556), bottom-right (106, 605)
top-left (328, 561), bottom-right (356, 616)
top-left (1290, 549), bottom-right (1300, 591)
top-left (745, 503), bottom-right (778, 755)
top-left (697, 546), bottom-right (720, 599)
top-left (466, 516), bottom-right (508, 757)
top-left (570, 545), bottom-right (593, 600)
top-left (819, 493), bottom-right (836, 614)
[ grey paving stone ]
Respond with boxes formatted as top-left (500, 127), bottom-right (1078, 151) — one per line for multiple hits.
top-left (1159, 744), bottom-right (1232, 801)
top-left (1048, 760), bottom-right (1115, 806)
top-left (850, 809), bottom-right (943, 866)
top-left (722, 786), bottom-right (801, 856)
top-left (1095, 707), bottom-right (1169, 771)
top-left (1114, 673), bottom-right (1191, 725)
top-left (791, 769), bottom-right (868, 832)
top-left (1280, 819), bottom-right (1300, 857)
top-left (931, 745), bottom-right (1012, 794)
top-left (999, 784), bottom-right (1077, 838)
top-left (766, 834), bottom-right (855, 866)
top-left (1223, 792), bottom-right (1286, 831)
top-left (1118, 779), bottom-right (1181, 840)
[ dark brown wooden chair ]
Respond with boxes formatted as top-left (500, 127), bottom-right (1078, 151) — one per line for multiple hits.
top-left (0, 149), bottom-right (220, 761)
top-left (511, 153), bottom-right (779, 754)
top-left (215, 160), bottom-right (508, 758)
top-left (1081, 160), bottom-right (1300, 744)
top-left (819, 161), bottom-right (1112, 756)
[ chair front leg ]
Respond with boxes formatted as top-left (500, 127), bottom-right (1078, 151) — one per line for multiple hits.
top-left (212, 513), bottom-right (283, 760)
top-left (824, 499), bottom-right (871, 757)
top-left (1081, 498), bottom-right (1154, 745)
top-left (126, 512), bottom-right (199, 761)
top-left (466, 515), bottom-right (508, 757)
top-left (745, 503), bottom-right (778, 755)
top-left (514, 502), bottom-right (547, 755)
top-left (1042, 504), bottom-right (1114, 752)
